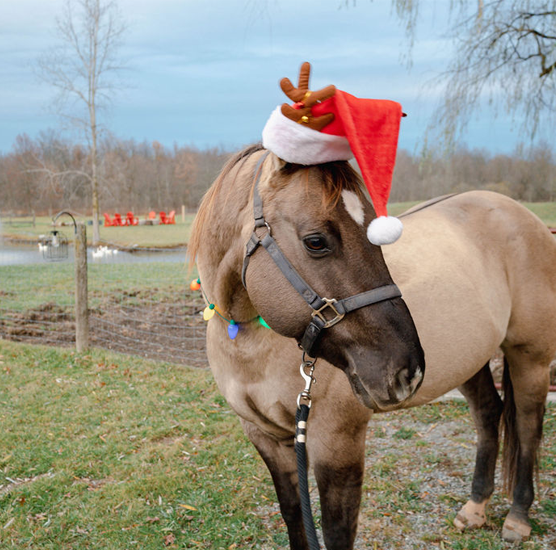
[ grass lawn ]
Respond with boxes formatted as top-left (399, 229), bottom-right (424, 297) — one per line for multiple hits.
top-left (0, 262), bottom-right (194, 312)
top-left (0, 341), bottom-right (282, 550)
top-left (1, 215), bottom-right (196, 249)
top-left (523, 202), bottom-right (556, 228)
top-left (1, 340), bottom-right (554, 549)
top-left (4, 200), bottom-right (556, 248)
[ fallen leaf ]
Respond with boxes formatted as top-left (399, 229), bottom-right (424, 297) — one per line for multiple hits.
top-left (179, 504), bottom-right (197, 511)
top-left (145, 516), bottom-right (160, 523)
top-left (164, 533), bottom-right (176, 546)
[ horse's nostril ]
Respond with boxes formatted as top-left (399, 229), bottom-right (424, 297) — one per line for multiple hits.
top-left (392, 368), bottom-right (410, 401)
top-left (392, 366), bottom-right (422, 402)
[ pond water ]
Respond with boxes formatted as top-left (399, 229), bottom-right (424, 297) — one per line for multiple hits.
top-left (0, 241), bottom-right (187, 266)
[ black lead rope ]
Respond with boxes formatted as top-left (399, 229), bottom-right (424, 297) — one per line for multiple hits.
top-left (295, 357), bottom-right (321, 550)
top-left (295, 404), bottom-right (321, 550)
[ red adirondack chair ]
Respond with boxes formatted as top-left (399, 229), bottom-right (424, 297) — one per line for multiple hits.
top-left (159, 211), bottom-right (167, 224)
top-left (113, 213), bottom-right (124, 226)
top-left (166, 210), bottom-right (176, 224)
top-left (103, 213), bottom-right (115, 227)
top-left (126, 211), bottom-right (139, 226)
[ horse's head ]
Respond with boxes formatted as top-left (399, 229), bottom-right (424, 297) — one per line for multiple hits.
top-left (241, 151), bottom-right (424, 410)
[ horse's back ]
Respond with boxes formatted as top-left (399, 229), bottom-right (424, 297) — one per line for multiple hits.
top-left (385, 191), bottom-right (556, 404)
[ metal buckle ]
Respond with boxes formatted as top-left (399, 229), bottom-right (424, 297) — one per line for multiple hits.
top-left (312, 298), bottom-right (345, 329)
top-left (297, 354), bottom-right (317, 408)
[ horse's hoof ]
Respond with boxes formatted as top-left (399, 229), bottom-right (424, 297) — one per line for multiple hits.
top-left (502, 516), bottom-right (531, 542)
top-left (453, 499), bottom-right (487, 531)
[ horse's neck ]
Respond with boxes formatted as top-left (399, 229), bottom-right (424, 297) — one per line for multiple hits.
top-left (198, 159), bottom-right (258, 323)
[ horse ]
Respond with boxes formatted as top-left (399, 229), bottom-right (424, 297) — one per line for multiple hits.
top-left (189, 144), bottom-right (556, 549)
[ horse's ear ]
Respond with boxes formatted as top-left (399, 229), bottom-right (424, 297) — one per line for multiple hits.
top-left (268, 152), bottom-right (287, 173)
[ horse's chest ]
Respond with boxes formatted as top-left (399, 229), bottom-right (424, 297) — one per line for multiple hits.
top-left (223, 377), bottom-right (297, 439)
top-left (207, 336), bottom-right (299, 439)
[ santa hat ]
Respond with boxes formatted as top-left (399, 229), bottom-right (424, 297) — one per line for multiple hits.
top-left (262, 62), bottom-right (404, 245)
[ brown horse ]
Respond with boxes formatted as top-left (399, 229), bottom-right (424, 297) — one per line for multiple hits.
top-left (189, 144), bottom-right (556, 549)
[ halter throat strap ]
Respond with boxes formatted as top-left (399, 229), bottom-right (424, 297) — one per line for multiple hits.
top-left (242, 151), bottom-right (402, 357)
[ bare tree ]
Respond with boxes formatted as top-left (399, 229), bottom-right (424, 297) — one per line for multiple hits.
top-left (392, 0), bottom-right (556, 146)
top-left (37, 0), bottom-right (126, 244)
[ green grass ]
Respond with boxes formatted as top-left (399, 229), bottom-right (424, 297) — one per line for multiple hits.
top-left (523, 202), bottom-right (556, 227)
top-left (0, 340), bottom-right (282, 550)
top-left (388, 201), bottom-right (421, 216)
top-left (1, 215), bottom-right (195, 248)
top-left (0, 262), bottom-right (193, 311)
top-left (0, 341), bottom-right (554, 549)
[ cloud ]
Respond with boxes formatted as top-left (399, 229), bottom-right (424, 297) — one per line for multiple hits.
top-left (3, 0), bottom-right (515, 153)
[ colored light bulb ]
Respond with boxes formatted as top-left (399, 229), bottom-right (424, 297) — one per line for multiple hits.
top-left (190, 278), bottom-right (201, 291)
top-left (228, 321), bottom-right (239, 340)
top-left (259, 317), bottom-right (271, 329)
top-left (203, 304), bottom-right (216, 320)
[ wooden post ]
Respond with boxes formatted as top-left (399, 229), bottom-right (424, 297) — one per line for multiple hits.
top-left (181, 204), bottom-right (186, 223)
top-left (74, 222), bottom-right (89, 351)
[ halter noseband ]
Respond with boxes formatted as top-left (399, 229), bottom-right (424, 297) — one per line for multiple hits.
top-left (242, 152), bottom-right (402, 357)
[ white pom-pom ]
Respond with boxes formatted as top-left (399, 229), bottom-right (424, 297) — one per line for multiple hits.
top-left (367, 216), bottom-right (403, 245)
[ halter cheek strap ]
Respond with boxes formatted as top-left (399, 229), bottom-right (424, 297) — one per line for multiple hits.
top-left (242, 151), bottom-right (402, 357)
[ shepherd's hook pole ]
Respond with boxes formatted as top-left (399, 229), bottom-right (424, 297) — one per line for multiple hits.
top-left (53, 212), bottom-right (89, 352)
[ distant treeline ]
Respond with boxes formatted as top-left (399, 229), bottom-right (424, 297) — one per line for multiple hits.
top-left (1, 131), bottom-right (555, 215)
top-left (391, 144), bottom-right (556, 203)
top-left (0, 132), bottom-right (230, 216)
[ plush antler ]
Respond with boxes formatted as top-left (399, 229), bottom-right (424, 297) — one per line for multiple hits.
top-left (280, 62), bottom-right (336, 131)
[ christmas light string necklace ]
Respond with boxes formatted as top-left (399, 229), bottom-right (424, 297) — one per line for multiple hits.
top-left (190, 278), bottom-right (271, 340)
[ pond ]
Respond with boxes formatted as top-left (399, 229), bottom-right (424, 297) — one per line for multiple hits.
top-left (0, 241), bottom-right (187, 266)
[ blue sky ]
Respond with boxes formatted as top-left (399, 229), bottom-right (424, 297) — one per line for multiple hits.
top-left (0, 0), bottom-right (527, 155)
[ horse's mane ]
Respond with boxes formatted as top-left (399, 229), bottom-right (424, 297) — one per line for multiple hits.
top-left (188, 144), bottom-right (264, 264)
top-left (188, 143), bottom-right (364, 264)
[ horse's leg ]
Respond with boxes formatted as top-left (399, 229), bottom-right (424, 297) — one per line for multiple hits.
top-left (240, 418), bottom-right (309, 550)
top-left (453, 362), bottom-right (504, 531)
top-left (499, 350), bottom-right (550, 542)
top-left (311, 420), bottom-right (367, 550)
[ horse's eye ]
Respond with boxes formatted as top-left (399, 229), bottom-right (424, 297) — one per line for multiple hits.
top-left (303, 235), bottom-right (329, 254)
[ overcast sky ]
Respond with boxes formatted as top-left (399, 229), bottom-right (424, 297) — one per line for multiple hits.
top-left (0, 0), bottom-right (527, 155)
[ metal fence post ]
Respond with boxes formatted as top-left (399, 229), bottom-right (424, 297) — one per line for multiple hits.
top-left (75, 222), bottom-right (89, 351)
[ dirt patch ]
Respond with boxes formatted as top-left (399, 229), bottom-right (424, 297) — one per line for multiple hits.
top-left (0, 303), bottom-right (75, 343)
top-left (2, 294), bottom-right (556, 381)
top-left (0, 293), bottom-right (208, 367)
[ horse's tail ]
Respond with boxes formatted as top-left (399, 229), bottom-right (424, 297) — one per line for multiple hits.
top-left (501, 357), bottom-right (541, 495)
top-left (501, 357), bottom-right (519, 495)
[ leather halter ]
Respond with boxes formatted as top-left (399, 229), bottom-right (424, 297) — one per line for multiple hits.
top-left (242, 152), bottom-right (402, 357)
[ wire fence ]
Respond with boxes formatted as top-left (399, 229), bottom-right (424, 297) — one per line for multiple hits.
top-left (2, 238), bottom-right (556, 387)
top-left (0, 240), bottom-right (208, 367)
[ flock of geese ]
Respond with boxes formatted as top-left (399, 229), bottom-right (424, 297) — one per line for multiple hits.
top-left (91, 245), bottom-right (119, 259)
top-left (37, 241), bottom-right (119, 260)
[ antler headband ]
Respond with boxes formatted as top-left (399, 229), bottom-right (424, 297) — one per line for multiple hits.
top-left (262, 62), bottom-right (405, 245)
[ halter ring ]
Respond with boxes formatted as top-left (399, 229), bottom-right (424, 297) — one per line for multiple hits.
top-left (311, 298), bottom-right (345, 329)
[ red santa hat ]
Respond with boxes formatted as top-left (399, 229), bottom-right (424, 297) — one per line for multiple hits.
top-left (262, 62), bottom-right (404, 245)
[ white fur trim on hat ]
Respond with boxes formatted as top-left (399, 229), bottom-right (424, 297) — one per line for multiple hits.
top-left (262, 106), bottom-right (353, 165)
top-left (367, 216), bottom-right (403, 246)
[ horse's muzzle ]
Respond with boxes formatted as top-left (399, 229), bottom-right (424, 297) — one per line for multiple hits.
top-left (346, 351), bottom-right (425, 411)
